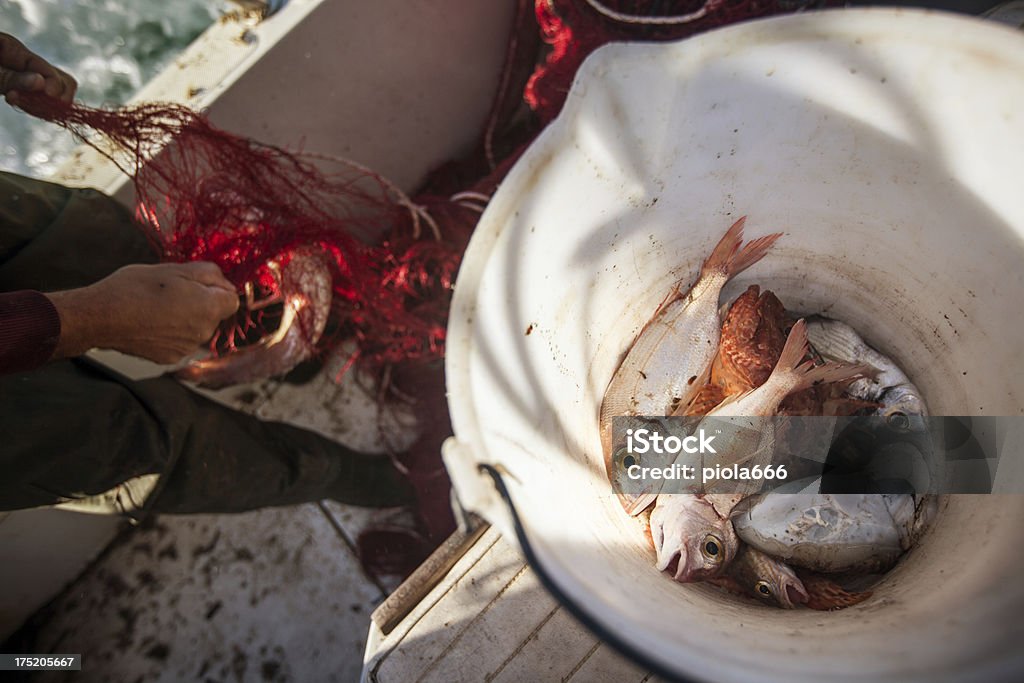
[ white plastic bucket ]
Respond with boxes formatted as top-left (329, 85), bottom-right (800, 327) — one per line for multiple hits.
top-left (443, 9), bottom-right (1024, 682)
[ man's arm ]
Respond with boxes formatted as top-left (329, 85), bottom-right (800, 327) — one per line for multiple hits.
top-left (46, 262), bottom-right (241, 363)
top-left (0, 262), bottom-right (241, 375)
top-left (0, 36), bottom-right (241, 371)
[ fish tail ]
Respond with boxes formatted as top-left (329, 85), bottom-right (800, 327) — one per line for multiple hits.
top-left (728, 231), bottom-right (783, 277)
top-left (766, 319), bottom-right (870, 393)
top-left (767, 318), bottom-right (811, 385)
top-left (700, 216), bottom-right (746, 278)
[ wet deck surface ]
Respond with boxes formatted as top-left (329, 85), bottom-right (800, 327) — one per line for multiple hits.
top-left (14, 505), bottom-right (382, 683)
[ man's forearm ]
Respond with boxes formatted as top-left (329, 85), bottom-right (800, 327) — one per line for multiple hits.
top-left (44, 286), bottom-right (104, 360)
top-left (1, 262), bottom-right (240, 373)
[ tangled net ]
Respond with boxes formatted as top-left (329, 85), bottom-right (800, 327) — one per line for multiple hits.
top-left (20, 95), bottom-right (469, 371)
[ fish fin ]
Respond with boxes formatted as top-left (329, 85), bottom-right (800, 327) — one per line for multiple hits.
top-left (766, 318), bottom-right (811, 383)
top-left (764, 319), bottom-right (869, 393)
top-left (675, 382), bottom-right (726, 417)
top-left (651, 283), bottom-right (682, 317)
top-left (792, 361), bottom-right (873, 395)
top-left (798, 571), bottom-right (873, 610)
top-left (625, 491), bottom-right (658, 516)
top-left (700, 216), bottom-right (746, 278)
top-left (704, 386), bottom-right (755, 413)
top-left (669, 366), bottom-right (713, 416)
top-left (706, 493), bottom-right (745, 519)
top-left (728, 232), bottom-right (783, 277)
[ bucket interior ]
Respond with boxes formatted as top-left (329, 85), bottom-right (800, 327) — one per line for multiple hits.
top-left (446, 10), bottom-right (1024, 682)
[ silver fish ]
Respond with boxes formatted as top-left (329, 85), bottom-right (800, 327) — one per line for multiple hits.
top-left (601, 217), bottom-right (782, 515)
top-left (732, 486), bottom-right (938, 573)
top-left (804, 316), bottom-right (929, 420)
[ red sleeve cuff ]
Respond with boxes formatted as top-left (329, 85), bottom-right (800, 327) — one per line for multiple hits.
top-left (0, 290), bottom-right (61, 375)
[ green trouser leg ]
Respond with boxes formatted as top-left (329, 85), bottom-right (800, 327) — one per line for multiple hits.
top-left (0, 171), bottom-right (411, 514)
top-left (0, 172), bottom-right (158, 290)
top-left (0, 356), bottom-right (411, 514)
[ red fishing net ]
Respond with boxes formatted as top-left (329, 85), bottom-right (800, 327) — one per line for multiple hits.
top-left (18, 0), bottom-right (830, 578)
top-left (18, 97), bottom-right (468, 371)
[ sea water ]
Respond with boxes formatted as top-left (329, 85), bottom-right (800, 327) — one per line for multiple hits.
top-left (1, 0), bottom-right (224, 177)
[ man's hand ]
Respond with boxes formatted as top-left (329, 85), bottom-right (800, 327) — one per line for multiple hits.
top-left (46, 262), bottom-right (241, 364)
top-left (0, 33), bottom-right (77, 109)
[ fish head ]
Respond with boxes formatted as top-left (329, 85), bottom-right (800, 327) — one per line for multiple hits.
top-left (607, 417), bottom-right (686, 515)
top-left (881, 385), bottom-right (928, 425)
top-left (728, 543), bottom-right (809, 609)
top-left (649, 495), bottom-right (738, 582)
top-left (608, 442), bottom-right (660, 515)
top-left (175, 249), bottom-right (333, 388)
top-left (748, 557), bottom-right (809, 609)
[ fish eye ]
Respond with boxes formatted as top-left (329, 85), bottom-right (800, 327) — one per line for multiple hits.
top-left (701, 535), bottom-right (722, 560)
top-left (887, 411), bottom-right (910, 430)
top-left (756, 580), bottom-right (772, 596)
top-left (615, 446), bottom-right (637, 469)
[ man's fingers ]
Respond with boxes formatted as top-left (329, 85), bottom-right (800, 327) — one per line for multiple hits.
top-left (179, 261), bottom-right (238, 292)
top-left (180, 262), bottom-right (242, 318)
top-left (0, 34), bottom-right (77, 104)
top-left (210, 287), bottom-right (241, 319)
top-left (42, 67), bottom-right (76, 102)
top-left (0, 67), bottom-right (44, 96)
